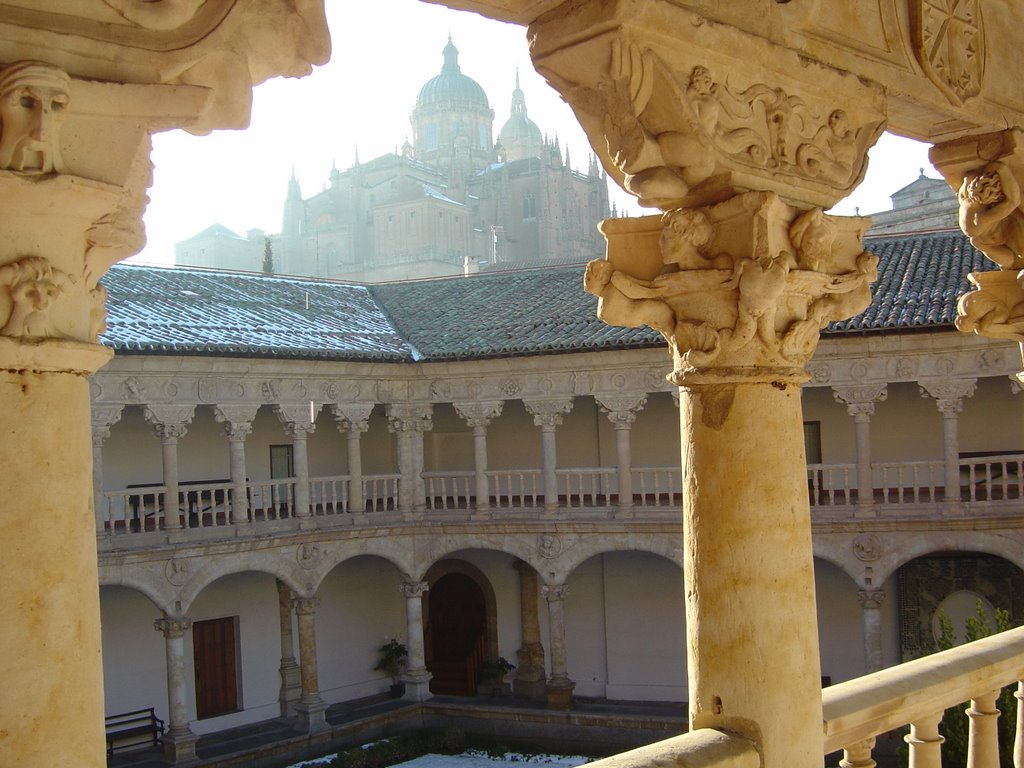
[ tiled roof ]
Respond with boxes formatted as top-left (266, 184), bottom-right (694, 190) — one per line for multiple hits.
top-left (101, 230), bottom-right (993, 362)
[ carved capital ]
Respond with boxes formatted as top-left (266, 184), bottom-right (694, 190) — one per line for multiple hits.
top-left (330, 402), bottom-right (375, 434)
top-left (213, 403), bottom-right (259, 440)
top-left (400, 581), bottom-right (429, 599)
top-left (143, 404), bottom-right (195, 441)
top-left (386, 403), bottom-right (433, 433)
top-left (275, 403), bottom-right (318, 436)
top-left (590, 193), bottom-right (876, 385)
top-left (541, 584), bottom-right (569, 602)
top-left (154, 616), bottom-right (191, 639)
top-left (919, 378), bottom-right (978, 412)
top-left (833, 385), bottom-right (888, 418)
top-left (90, 403), bottom-right (124, 441)
top-left (292, 596), bottom-right (319, 616)
top-left (857, 589), bottom-right (886, 611)
top-left (595, 392), bottom-right (648, 427)
top-left (453, 400), bottom-right (504, 429)
top-left (523, 397), bottom-right (574, 429)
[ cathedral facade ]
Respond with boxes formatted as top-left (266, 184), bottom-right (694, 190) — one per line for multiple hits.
top-left (175, 39), bottom-right (611, 282)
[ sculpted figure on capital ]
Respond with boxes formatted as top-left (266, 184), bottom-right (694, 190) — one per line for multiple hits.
top-left (0, 61), bottom-right (70, 175)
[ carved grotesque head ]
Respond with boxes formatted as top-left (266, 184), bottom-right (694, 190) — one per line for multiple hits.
top-left (661, 208), bottom-right (713, 265)
top-left (0, 62), bottom-right (70, 174)
top-left (828, 109), bottom-right (849, 137)
top-left (965, 170), bottom-right (1005, 206)
top-left (688, 66), bottom-right (713, 96)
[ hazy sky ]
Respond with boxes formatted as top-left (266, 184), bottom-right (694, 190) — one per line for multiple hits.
top-left (133, 0), bottom-right (938, 267)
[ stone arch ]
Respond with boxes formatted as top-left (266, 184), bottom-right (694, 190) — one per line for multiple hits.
top-left (299, 537), bottom-right (414, 595)
top-left (179, 555), bottom-right (307, 612)
top-left (869, 531), bottom-right (1024, 586)
top-left (412, 532), bottom-right (546, 581)
top-left (560, 536), bottom-right (683, 584)
top-left (98, 568), bottom-right (178, 614)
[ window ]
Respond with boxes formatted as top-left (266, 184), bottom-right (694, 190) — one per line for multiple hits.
top-left (803, 422), bottom-right (822, 464)
top-left (425, 124), bottom-right (438, 150)
top-left (270, 444), bottom-right (293, 479)
top-left (193, 616), bottom-right (241, 719)
top-left (522, 192), bottom-right (536, 221)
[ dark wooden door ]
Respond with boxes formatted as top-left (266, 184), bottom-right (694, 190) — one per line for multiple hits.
top-left (193, 616), bottom-right (240, 719)
top-left (427, 573), bottom-right (486, 695)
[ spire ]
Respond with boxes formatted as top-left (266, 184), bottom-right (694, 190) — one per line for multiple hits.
top-left (564, 144), bottom-right (571, 169)
top-left (286, 165), bottom-right (301, 200)
top-left (442, 35), bottom-right (460, 74)
top-left (509, 67), bottom-right (527, 116)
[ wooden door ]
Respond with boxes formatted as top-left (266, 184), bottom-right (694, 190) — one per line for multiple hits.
top-left (193, 616), bottom-right (240, 719)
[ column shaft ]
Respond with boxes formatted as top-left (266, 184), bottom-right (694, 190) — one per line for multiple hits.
top-left (942, 409), bottom-right (961, 502)
top-left (400, 581), bottom-right (432, 701)
top-left (92, 431), bottom-right (106, 534)
top-left (154, 616), bottom-right (198, 762)
top-left (293, 598), bottom-right (327, 733)
top-left (854, 413), bottom-right (873, 510)
top-left (515, 563), bottom-right (546, 700)
top-left (859, 589), bottom-right (885, 673)
top-left (542, 585), bottom-right (574, 709)
top-left (541, 427), bottom-right (558, 512)
top-left (614, 424), bottom-right (633, 513)
top-left (346, 430), bottom-right (364, 512)
top-left (161, 436), bottom-right (181, 529)
top-left (277, 581), bottom-right (301, 718)
top-left (228, 435), bottom-right (250, 524)
top-left (292, 433), bottom-right (311, 518)
top-left (473, 426), bottom-right (490, 512)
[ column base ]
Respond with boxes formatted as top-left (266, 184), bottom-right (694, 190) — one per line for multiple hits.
top-left (295, 697), bottom-right (329, 733)
top-left (513, 676), bottom-right (547, 701)
top-left (402, 670), bottom-right (433, 702)
top-left (279, 660), bottom-right (302, 718)
top-left (613, 505), bottom-right (635, 520)
top-left (296, 515), bottom-right (318, 531)
top-left (544, 678), bottom-right (575, 710)
top-left (163, 728), bottom-right (200, 765)
top-left (853, 503), bottom-right (877, 519)
top-left (470, 508), bottom-right (492, 521)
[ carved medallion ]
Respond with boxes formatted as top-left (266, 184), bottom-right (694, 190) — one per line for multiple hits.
top-left (165, 557), bottom-right (190, 586)
top-left (853, 533), bottom-right (882, 562)
top-left (296, 543), bottom-right (322, 570)
top-left (910, 0), bottom-right (985, 106)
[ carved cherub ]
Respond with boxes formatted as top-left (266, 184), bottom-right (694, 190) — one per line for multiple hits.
top-left (660, 208), bottom-right (731, 270)
top-left (788, 208), bottom-right (836, 271)
top-left (0, 61), bottom-right (70, 175)
top-left (583, 259), bottom-right (675, 338)
top-left (720, 249), bottom-right (798, 350)
top-left (955, 275), bottom-right (1024, 342)
top-left (796, 109), bottom-right (857, 184)
top-left (958, 162), bottom-right (1024, 269)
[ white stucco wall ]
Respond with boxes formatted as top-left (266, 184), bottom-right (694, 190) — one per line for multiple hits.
top-left (100, 586), bottom-right (169, 721)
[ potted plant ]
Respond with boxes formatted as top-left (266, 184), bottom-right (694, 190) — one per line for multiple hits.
top-left (374, 638), bottom-right (408, 698)
top-left (478, 656), bottom-right (515, 697)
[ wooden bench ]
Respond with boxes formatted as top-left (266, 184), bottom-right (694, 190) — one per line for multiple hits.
top-left (105, 707), bottom-right (164, 756)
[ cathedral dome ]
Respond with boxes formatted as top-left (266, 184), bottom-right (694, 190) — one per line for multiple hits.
top-left (415, 37), bottom-right (489, 112)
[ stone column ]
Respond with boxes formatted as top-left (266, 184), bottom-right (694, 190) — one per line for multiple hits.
top-left (292, 596), bottom-right (328, 733)
top-left (387, 403), bottom-right (433, 519)
top-left (144, 405), bottom-right (196, 531)
top-left (154, 616), bottom-right (199, 763)
top-left (91, 404), bottom-right (124, 534)
top-left (453, 400), bottom-right (504, 518)
top-left (595, 393), bottom-right (648, 518)
top-left (214, 404), bottom-right (260, 527)
top-left (514, 561), bottom-right (547, 700)
top-left (276, 403), bottom-right (319, 527)
top-left (541, 583), bottom-right (574, 709)
top-left (276, 580), bottom-right (302, 718)
top-left (919, 379), bottom-right (977, 505)
top-left (524, 398), bottom-right (574, 513)
top-left (833, 385), bottom-right (888, 517)
top-left (858, 588), bottom-right (886, 674)
top-left (331, 403), bottom-right (375, 514)
top-left (399, 580), bottom-right (432, 701)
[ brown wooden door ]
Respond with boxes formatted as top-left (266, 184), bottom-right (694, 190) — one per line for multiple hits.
top-left (427, 574), bottom-right (486, 695)
top-left (193, 616), bottom-right (240, 719)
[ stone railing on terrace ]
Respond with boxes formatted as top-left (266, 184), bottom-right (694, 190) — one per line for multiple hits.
top-left (97, 454), bottom-right (1022, 544)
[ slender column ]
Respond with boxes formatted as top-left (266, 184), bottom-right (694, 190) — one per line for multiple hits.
top-left (541, 583), bottom-right (575, 710)
top-left (214, 404), bottom-right (260, 527)
top-left (834, 385), bottom-right (887, 517)
top-left (1014, 682), bottom-right (1024, 768)
top-left (387, 404), bottom-right (433, 519)
top-left (292, 596), bottom-right (327, 733)
top-left (454, 400), bottom-right (504, 518)
top-left (144, 405), bottom-right (196, 531)
top-left (920, 379), bottom-right (977, 505)
top-left (399, 581), bottom-right (432, 701)
top-left (276, 403), bottom-right (319, 526)
top-left (276, 580), bottom-right (301, 718)
top-left (841, 738), bottom-right (877, 768)
top-left (524, 398), bottom-right (574, 513)
top-left (154, 616), bottom-right (198, 763)
top-left (514, 561), bottom-right (547, 700)
top-left (91, 404), bottom-right (123, 534)
top-left (967, 690), bottom-right (1001, 768)
top-left (857, 588), bottom-right (886, 673)
top-left (331, 403), bottom-right (374, 514)
top-left (596, 393), bottom-right (647, 518)
top-left (906, 713), bottom-right (945, 768)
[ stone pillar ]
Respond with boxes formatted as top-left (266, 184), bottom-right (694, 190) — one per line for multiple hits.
top-left (144, 405), bottom-right (196, 531)
top-left (0, 6), bottom-right (329, 766)
top-left (214, 404), bottom-right (260, 527)
top-left (399, 580), bottom-right (432, 701)
top-left (858, 588), bottom-right (886, 674)
top-left (524, 398), bottom-right (574, 513)
top-left (91, 404), bottom-right (124, 534)
top-left (276, 403), bottom-right (319, 526)
top-left (154, 616), bottom-right (199, 763)
top-left (919, 379), bottom-right (977, 505)
top-left (453, 400), bottom-right (504, 518)
top-left (276, 580), bottom-right (302, 718)
top-left (541, 583), bottom-right (575, 710)
top-left (292, 596), bottom-right (328, 733)
top-left (833, 385), bottom-right (888, 517)
top-left (387, 404), bottom-right (433, 519)
top-left (514, 561), bottom-right (547, 700)
top-left (595, 393), bottom-right (648, 518)
top-left (331, 403), bottom-right (375, 514)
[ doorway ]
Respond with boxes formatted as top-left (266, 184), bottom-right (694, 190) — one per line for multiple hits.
top-left (427, 572), bottom-right (487, 695)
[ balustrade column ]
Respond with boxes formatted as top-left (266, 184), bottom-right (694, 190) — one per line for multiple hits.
top-left (331, 403), bottom-right (374, 514)
top-left (514, 561), bottom-right (546, 700)
top-left (541, 583), bottom-right (575, 710)
top-left (841, 738), bottom-right (876, 768)
top-left (858, 588), bottom-right (885, 673)
top-left (91, 405), bottom-right (123, 534)
top-left (920, 380), bottom-right (977, 506)
top-left (399, 581), bottom-right (432, 701)
top-left (387, 404), bottom-right (433, 518)
top-left (276, 404), bottom-right (319, 527)
top-left (967, 690), bottom-right (1001, 768)
top-left (596, 393), bottom-right (647, 518)
top-left (214, 404), bottom-right (259, 526)
top-left (154, 616), bottom-right (198, 763)
top-left (454, 401), bottom-right (503, 518)
top-left (292, 596), bottom-right (327, 733)
top-left (834, 385), bottom-right (887, 517)
top-left (144, 405), bottom-right (196, 532)
top-left (1015, 682), bottom-right (1024, 768)
top-left (276, 580), bottom-right (301, 717)
top-left (906, 714), bottom-right (945, 768)
top-left (524, 398), bottom-right (574, 514)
